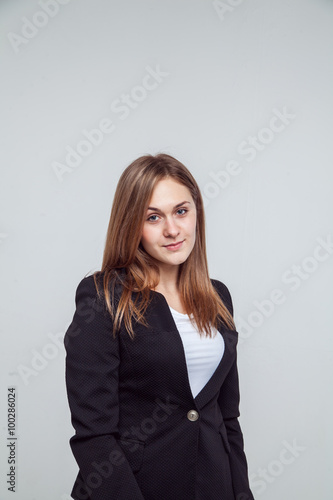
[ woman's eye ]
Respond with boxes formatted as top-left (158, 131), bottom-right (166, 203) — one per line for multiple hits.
top-left (177, 208), bottom-right (188, 216)
top-left (147, 209), bottom-right (188, 222)
top-left (147, 214), bottom-right (159, 222)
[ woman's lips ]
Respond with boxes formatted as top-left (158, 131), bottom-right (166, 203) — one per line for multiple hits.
top-left (164, 240), bottom-right (184, 251)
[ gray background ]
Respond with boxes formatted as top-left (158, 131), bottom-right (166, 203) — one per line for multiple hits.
top-left (1, 0), bottom-right (332, 499)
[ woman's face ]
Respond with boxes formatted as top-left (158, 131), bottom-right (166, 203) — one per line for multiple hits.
top-left (140, 178), bottom-right (197, 272)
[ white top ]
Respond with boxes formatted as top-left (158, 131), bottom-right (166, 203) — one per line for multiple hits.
top-left (168, 306), bottom-right (225, 398)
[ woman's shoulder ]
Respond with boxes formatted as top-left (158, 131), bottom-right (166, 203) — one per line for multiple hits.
top-left (74, 270), bottom-right (123, 301)
top-left (210, 278), bottom-right (234, 317)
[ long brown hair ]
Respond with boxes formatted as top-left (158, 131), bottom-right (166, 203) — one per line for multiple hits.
top-left (92, 153), bottom-right (235, 338)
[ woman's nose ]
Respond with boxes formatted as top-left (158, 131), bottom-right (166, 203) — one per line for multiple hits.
top-left (163, 217), bottom-right (179, 237)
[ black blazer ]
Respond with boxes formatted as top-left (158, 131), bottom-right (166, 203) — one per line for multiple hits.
top-left (64, 272), bottom-right (254, 500)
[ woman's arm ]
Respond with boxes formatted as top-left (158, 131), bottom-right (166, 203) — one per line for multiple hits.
top-left (214, 280), bottom-right (254, 500)
top-left (218, 355), bottom-right (254, 499)
top-left (64, 276), bottom-right (145, 500)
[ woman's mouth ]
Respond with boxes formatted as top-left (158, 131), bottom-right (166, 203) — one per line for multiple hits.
top-left (164, 240), bottom-right (184, 251)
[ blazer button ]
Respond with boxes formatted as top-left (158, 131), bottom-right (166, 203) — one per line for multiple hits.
top-left (187, 410), bottom-right (199, 421)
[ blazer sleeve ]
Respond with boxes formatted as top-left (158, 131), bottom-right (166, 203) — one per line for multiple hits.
top-left (64, 276), bottom-right (145, 500)
top-left (215, 280), bottom-right (254, 500)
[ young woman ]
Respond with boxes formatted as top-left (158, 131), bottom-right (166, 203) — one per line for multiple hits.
top-left (64, 153), bottom-right (254, 500)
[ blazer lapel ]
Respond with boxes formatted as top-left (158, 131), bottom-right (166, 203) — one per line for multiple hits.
top-left (194, 327), bottom-right (237, 410)
top-left (149, 290), bottom-right (238, 410)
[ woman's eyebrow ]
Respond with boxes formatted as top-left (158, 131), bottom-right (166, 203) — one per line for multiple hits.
top-left (147, 200), bottom-right (191, 212)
